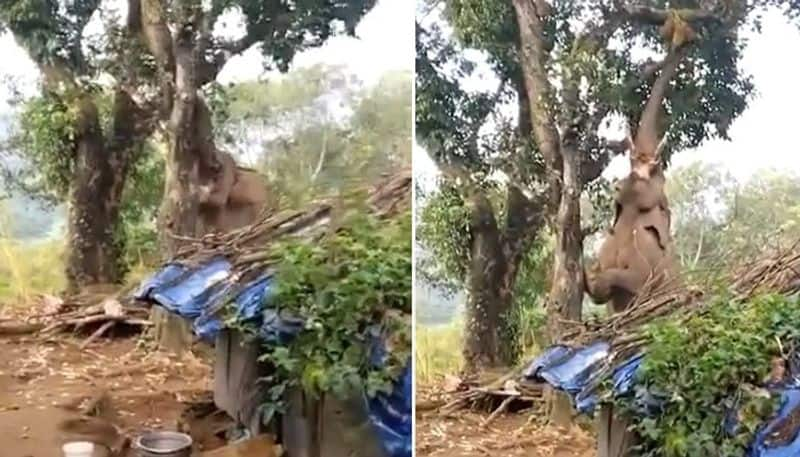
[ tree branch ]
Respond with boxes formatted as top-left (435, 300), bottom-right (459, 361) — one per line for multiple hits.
top-left (197, 35), bottom-right (262, 85)
top-left (503, 184), bottom-right (546, 255)
top-left (512, 0), bottom-right (563, 205)
top-left (138, 0), bottom-right (176, 114)
top-left (622, 6), bottom-right (718, 26)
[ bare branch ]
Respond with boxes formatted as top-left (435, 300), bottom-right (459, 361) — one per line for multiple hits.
top-left (622, 6), bottom-right (718, 26)
top-left (197, 35), bottom-right (261, 85)
top-left (512, 0), bottom-right (562, 201)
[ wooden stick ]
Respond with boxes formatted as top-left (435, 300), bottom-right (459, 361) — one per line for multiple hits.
top-left (481, 396), bottom-right (515, 429)
top-left (80, 321), bottom-right (116, 349)
top-left (0, 322), bottom-right (44, 336)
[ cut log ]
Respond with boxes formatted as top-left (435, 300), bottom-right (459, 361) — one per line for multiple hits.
top-left (0, 322), bottom-right (44, 336)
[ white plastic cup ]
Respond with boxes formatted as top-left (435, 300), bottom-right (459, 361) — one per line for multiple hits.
top-left (62, 441), bottom-right (95, 457)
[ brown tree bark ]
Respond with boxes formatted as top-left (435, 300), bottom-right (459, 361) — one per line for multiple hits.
top-left (453, 74), bottom-right (548, 375)
top-left (65, 90), bottom-right (148, 292)
top-left (463, 192), bottom-right (507, 373)
top-left (512, 0), bottom-right (562, 209)
top-left (461, 183), bottom-right (546, 375)
top-left (5, 8), bottom-right (150, 293)
top-left (137, 0), bottom-right (225, 352)
top-left (512, 0), bottom-right (586, 425)
top-left (546, 118), bottom-right (585, 427)
top-left (65, 99), bottom-right (122, 290)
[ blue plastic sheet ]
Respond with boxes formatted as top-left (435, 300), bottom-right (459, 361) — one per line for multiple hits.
top-left (134, 260), bottom-right (412, 456)
top-left (368, 361), bottom-right (412, 457)
top-left (749, 386), bottom-right (800, 457)
top-left (523, 341), bottom-right (611, 413)
top-left (134, 259), bottom-right (286, 341)
top-left (367, 328), bottom-right (412, 457)
top-left (524, 341), bottom-right (800, 455)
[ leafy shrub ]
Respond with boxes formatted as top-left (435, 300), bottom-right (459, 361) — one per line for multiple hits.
top-left (241, 210), bottom-right (411, 423)
top-left (618, 293), bottom-right (800, 457)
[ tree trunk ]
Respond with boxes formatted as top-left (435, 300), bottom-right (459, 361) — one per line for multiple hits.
top-left (461, 187), bottom-right (543, 374)
top-left (462, 191), bottom-right (507, 374)
top-left (546, 117), bottom-right (585, 426)
top-left (159, 32), bottom-right (201, 254)
top-left (154, 22), bottom-right (223, 354)
top-left (512, 0), bottom-right (563, 208)
top-left (65, 97), bottom-right (129, 292)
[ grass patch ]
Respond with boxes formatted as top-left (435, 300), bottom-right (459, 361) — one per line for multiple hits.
top-left (415, 310), bottom-right (549, 385)
top-left (0, 237), bottom-right (66, 304)
top-left (415, 321), bottom-right (463, 384)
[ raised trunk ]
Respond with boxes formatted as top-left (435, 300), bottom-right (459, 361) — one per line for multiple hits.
top-left (633, 46), bottom-right (688, 160)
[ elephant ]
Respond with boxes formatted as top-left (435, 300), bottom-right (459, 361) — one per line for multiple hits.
top-left (585, 166), bottom-right (679, 313)
top-left (196, 150), bottom-right (275, 234)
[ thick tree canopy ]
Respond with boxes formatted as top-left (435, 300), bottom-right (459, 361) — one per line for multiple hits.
top-left (416, 0), bottom-right (800, 371)
top-left (416, 0), bottom-right (800, 181)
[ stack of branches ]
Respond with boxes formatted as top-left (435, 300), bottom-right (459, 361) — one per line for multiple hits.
top-left (440, 241), bottom-right (800, 415)
top-left (0, 288), bottom-right (150, 348)
top-left (438, 370), bottom-right (546, 421)
top-left (568, 241), bottom-right (800, 361)
top-left (171, 167), bottom-right (412, 285)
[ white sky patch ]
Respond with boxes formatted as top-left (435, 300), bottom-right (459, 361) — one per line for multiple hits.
top-left (0, 0), bottom-right (413, 108)
top-left (218, 0), bottom-right (413, 86)
top-left (415, 8), bottom-right (800, 191)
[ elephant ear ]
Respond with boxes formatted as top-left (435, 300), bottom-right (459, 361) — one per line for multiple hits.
top-left (639, 208), bottom-right (670, 251)
top-left (611, 202), bottom-right (622, 233)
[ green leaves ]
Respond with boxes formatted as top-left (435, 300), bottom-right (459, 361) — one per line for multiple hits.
top-left (416, 183), bottom-right (471, 289)
top-left (246, 210), bottom-right (410, 418)
top-left (617, 294), bottom-right (800, 457)
top-left (12, 90), bottom-right (81, 198)
top-left (236, 0), bottom-right (378, 73)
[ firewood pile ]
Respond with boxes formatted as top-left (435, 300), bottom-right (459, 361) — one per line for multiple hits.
top-left (437, 371), bottom-right (545, 419)
top-left (171, 167), bottom-right (411, 282)
top-left (0, 288), bottom-right (150, 348)
top-left (438, 241), bottom-right (800, 414)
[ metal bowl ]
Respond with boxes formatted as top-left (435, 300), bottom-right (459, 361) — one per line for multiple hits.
top-left (132, 431), bottom-right (193, 457)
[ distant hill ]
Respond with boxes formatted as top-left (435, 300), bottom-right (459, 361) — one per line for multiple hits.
top-left (0, 112), bottom-right (65, 241)
top-left (415, 282), bottom-right (464, 326)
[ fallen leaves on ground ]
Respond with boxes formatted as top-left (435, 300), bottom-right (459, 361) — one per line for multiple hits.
top-left (416, 381), bottom-right (595, 457)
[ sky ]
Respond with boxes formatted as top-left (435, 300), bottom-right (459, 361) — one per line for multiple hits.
top-left (414, 8), bottom-right (800, 191)
top-left (0, 0), bottom-right (414, 108)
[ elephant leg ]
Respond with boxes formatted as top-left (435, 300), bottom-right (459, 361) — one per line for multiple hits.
top-left (601, 267), bottom-right (646, 296)
top-left (585, 266), bottom-right (612, 304)
top-left (588, 267), bottom-right (646, 313)
top-left (587, 267), bottom-right (646, 300)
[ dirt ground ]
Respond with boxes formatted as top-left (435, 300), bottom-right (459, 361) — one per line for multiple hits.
top-left (415, 384), bottom-right (596, 457)
top-left (0, 327), bottom-right (227, 457)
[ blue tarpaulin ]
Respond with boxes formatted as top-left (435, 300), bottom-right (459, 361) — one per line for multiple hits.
top-left (134, 260), bottom-right (411, 457)
top-left (523, 343), bottom-right (800, 456)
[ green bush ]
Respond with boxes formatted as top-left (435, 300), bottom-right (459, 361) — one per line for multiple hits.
top-left (618, 293), bottom-right (800, 457)
top-left (230, 210), bottom-right (411, 423)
